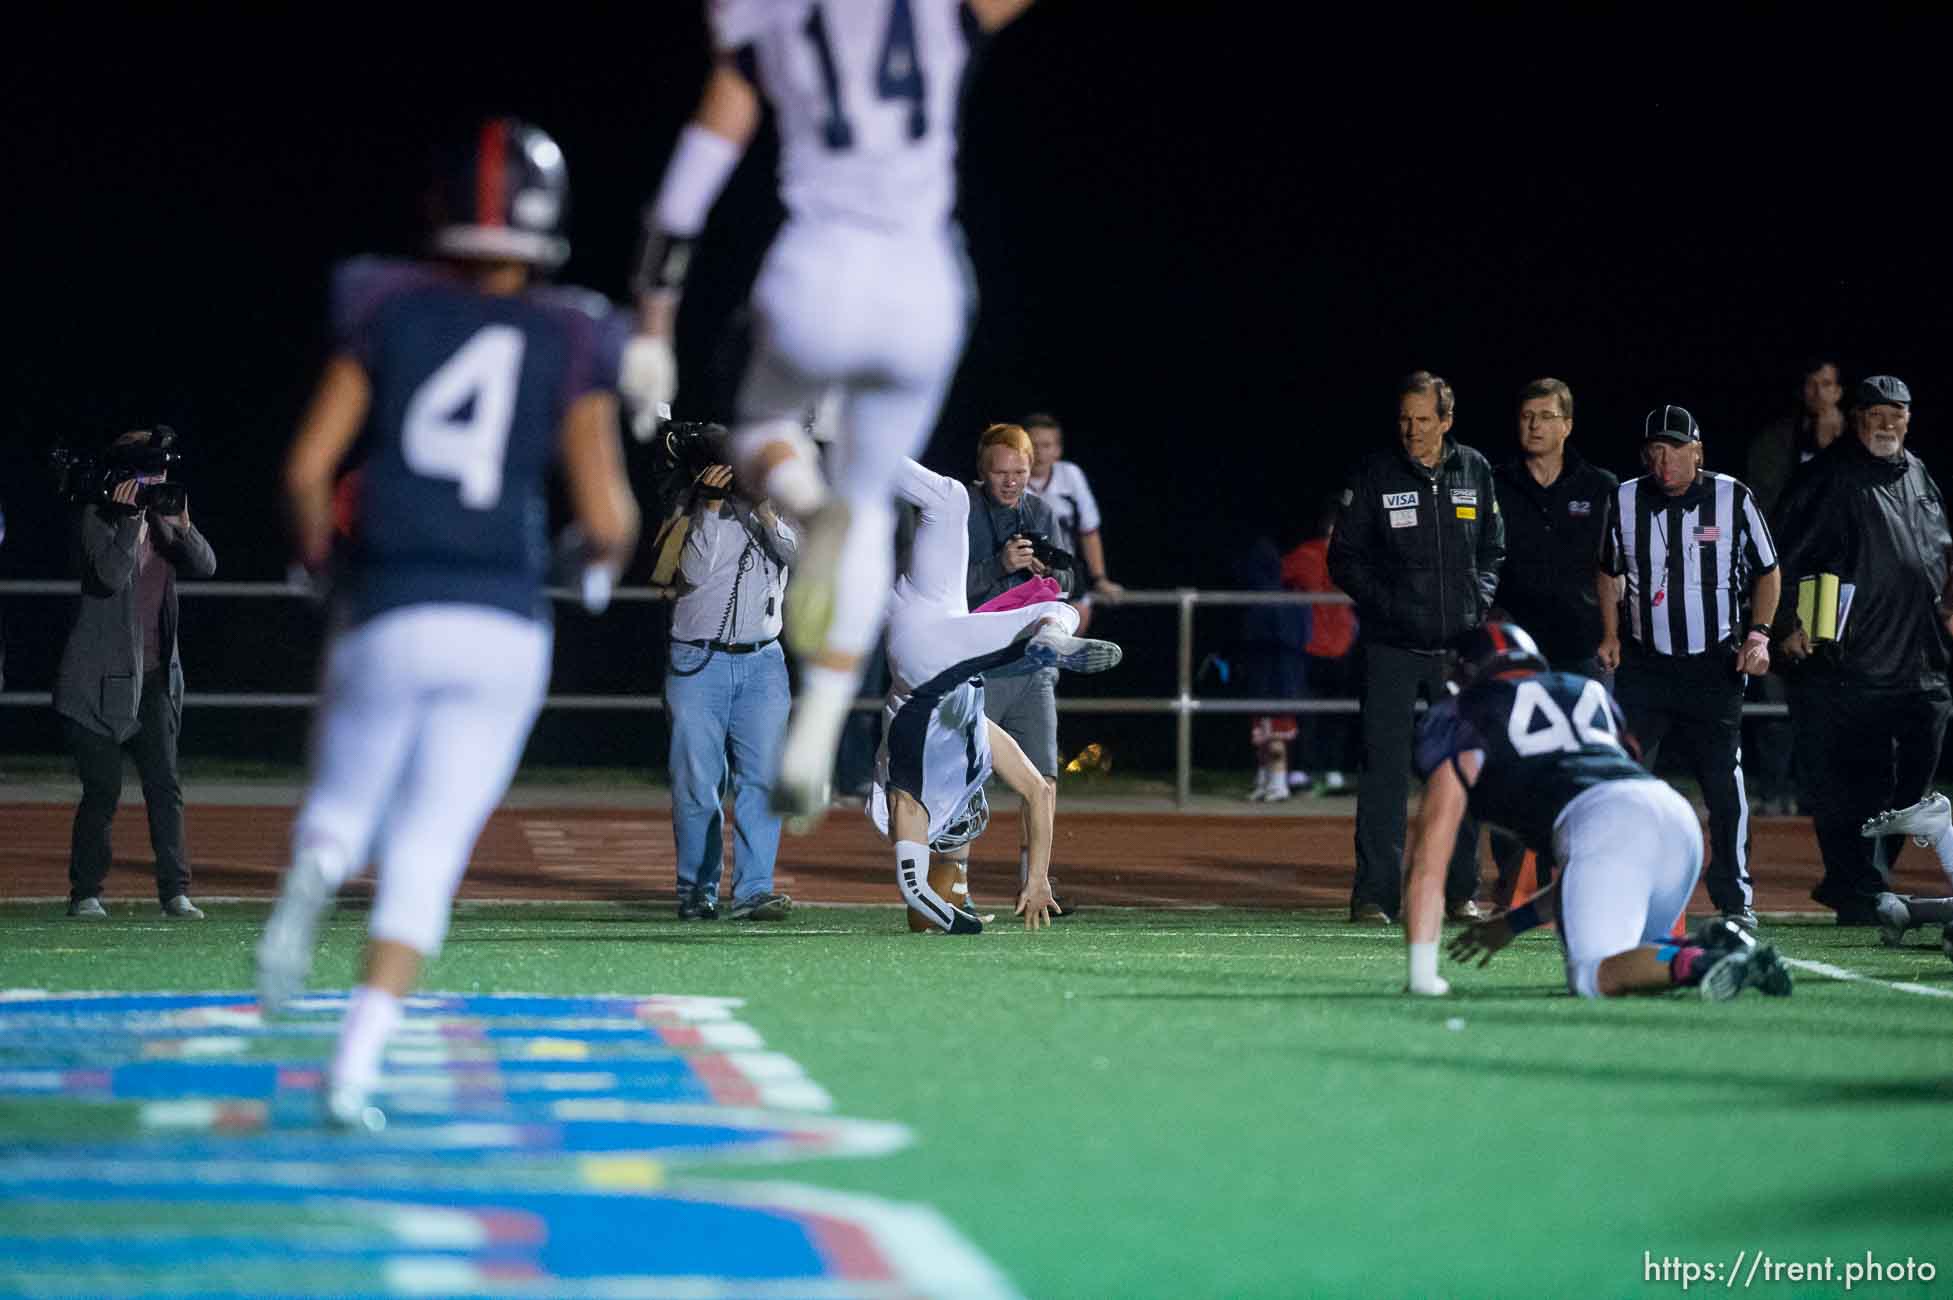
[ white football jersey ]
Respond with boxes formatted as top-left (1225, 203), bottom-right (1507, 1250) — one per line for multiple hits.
top-left (712, 0), bottom-right (971, 232)
top-left (868, 677), bottom-right (992, 845)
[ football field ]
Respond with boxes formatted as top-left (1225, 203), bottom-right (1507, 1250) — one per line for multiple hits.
top-left (1, 901), bottom-right (1948, 1297)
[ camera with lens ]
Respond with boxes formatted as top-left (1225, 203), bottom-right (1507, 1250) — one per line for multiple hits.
top-left (1011, 530), bottom-right (1074, 572)
top-left (51, 426), bottom-right (187, 516)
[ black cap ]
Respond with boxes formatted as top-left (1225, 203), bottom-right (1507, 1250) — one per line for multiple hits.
top-left (1643, 404), bottom-right (1701, 444)
top-left (1855, 375), bottom-right (1911, 408)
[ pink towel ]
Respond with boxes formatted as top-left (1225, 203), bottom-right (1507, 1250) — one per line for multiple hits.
top-left (973, 576), bottom-right (1063, 614)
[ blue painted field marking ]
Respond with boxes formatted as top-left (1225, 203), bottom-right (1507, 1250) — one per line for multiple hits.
top-left (0, 990), bottom-right (1019, 1297)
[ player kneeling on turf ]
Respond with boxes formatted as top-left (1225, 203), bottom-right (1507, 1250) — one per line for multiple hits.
top-left (1402, 622), bottom-right (1792, 1002)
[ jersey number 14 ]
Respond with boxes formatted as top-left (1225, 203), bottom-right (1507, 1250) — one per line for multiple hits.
top-left (802, 0), bottom-right (929, 150)
top-left (1506, 678), bottom-right (1623, 757)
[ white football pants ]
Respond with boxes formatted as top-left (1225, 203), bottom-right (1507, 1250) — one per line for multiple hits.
top-left (290, 604), bottom-right (550, 955)
top-left (1554, 779), bottom-right (1705, 998)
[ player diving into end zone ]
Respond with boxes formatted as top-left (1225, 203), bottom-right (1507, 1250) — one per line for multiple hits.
top-left (255, 119), bottom-right (640, 1131)
top-left (1403, 622), bottom-right (1793, 1002)
top-left (870, 453), bottom-right (1121, 932)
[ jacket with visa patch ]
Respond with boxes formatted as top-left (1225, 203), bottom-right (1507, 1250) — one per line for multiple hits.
top-left (1328, 439), bottom-right (1505, 652)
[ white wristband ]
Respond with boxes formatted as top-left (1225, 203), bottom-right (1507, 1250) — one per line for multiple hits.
top-left (652, 123), bottom-right (743, 237)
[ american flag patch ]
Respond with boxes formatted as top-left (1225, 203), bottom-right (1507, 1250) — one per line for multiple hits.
top-left (1694, 526), bottom-right (1721, 542)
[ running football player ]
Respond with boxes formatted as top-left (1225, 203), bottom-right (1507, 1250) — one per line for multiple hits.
top-left (620, 0), bottom-right (1034, 823)
top-left (256, 119), bottom-right (640, 1130)
top-left (1858, 793), bottom-right (1953, 959)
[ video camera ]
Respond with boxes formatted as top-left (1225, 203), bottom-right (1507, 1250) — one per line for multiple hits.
top-left (51, 426), bottom-right (187, 516)
top-left (648, 419), bottom-right (732, 512)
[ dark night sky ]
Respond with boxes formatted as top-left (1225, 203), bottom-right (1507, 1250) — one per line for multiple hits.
top-left (5, 5), bottom-right (1953, 754)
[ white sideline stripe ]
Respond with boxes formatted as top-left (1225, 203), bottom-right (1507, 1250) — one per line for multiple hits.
top-left (1782, 957), bottom-right (1953, 1000)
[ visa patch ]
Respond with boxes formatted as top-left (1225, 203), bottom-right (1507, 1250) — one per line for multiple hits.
top-left (1389, 508), bottom-right (1418, 529)
top-left (1382, 492), bottom-right (1420, 509)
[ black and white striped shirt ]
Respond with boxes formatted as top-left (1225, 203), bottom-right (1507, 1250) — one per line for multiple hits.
top-left (1602, 472), bottom-right (1778, 657)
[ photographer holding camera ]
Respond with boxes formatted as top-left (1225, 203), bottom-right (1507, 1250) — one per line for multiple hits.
top-left (650, 423), bottom-right (797, 922)
top-left (966, 423), bottom-right (1077, 910)
top-left (53, 427), bottom-right (216, 919)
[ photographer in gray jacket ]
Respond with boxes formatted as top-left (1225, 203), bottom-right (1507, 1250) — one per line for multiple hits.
top-left (54, 429), bottom-right (216, 919)
top-left (967, 422), bottom-right (1077, 912)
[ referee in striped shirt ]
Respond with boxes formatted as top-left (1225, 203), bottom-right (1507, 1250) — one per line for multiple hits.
top-left (1596, 405), bottom-right (1781, 930)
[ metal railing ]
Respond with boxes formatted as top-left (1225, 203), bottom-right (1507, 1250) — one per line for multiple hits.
top-left (0, 580), bottom-right (1788, 806)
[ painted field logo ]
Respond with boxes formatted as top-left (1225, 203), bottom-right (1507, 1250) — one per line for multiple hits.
top-left (0, 990), bottom-right (1018, 1298)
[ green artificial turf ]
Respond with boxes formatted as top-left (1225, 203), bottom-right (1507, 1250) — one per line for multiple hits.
top-left (1, 902), bottom-right (1948, 1297)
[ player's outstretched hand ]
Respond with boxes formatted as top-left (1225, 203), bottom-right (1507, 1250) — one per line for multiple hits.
top-left (619, 334), bottom-right (677, 442)
top-left (1448, 918), bottom-right (1513, 968)
top-left (1015, 880), bottom-right (1055, 930)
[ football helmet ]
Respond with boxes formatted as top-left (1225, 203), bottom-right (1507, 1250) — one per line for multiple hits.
top-left (431, 117), bottom-right (571, 269)
top-left (1453, 621), bottom-right (1550, 686)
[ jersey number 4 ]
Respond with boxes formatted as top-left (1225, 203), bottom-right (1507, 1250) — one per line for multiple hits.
top-left (403, 325), bottom-right (526, 510)
top-left (802, 0), bottom-right (928, 150)
top-left (1506, 678), bottom-right (1623, 757)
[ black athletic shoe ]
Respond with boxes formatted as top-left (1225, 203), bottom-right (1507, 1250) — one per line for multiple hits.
top-left (677, 889), bottom-right (719, 921)
top-left (1700, 942), bottom-right (1794, 1001)
top-left (1687, 917), bottom-right (1756, 957)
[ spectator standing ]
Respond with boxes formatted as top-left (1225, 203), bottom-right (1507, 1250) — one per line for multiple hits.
top-left (1281, 500), bottom-right (1358, 795)
top-left (665, 460), bottom-right (797, 922)
top-left (1749, 356), bottom-right (1846, 517)
top-left (54, 429), bottom-right (217, 920)
top-left (1771, 376), bottom-right (1953, 925)
top-left (1597, 405), bottom-right (1780, 931)
top-left (1328, 371), bottom-right (1505, 924)
top-left (967, 422), bottom-right (1076, 910)
top-left (1486, 378), bottom-right (1618, 902)
top-left (1746, 356), bottom-right (1846, 815)
top-left (1023, 414), bottom-right (1122, 633)
top-left (1237, 534), bottom-right (1309, 801)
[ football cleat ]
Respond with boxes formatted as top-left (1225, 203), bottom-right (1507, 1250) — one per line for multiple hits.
top-left (321, 1085), bottom-right (386, 1134)
top-left (256, 850), bottom-right (338, 1017)
top-left (1874, 893), bottom-right (1916, 949)
top-left (1687, 916), bottom-right (1757, 956)
top-left (1024, 623), bottom-right (1122, 674)
top-left (1860, 792), bottom-right (1951, 847)
top-left (1699, 942), bottom-right (1794, 1002)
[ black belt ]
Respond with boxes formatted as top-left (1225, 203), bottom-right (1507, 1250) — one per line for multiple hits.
top-left (672, 635), bottom-right (777, 655)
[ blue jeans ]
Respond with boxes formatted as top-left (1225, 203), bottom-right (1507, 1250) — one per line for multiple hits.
top-left (666, 641), bottom-right (789, 904)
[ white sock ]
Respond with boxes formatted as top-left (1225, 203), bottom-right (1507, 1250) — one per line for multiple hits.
top-left (764, 455), bottom-right (828, 519)
top-left (330, 984), bottom-right (403, 1095)
top-left (1935, 826), bottom-right (1953, 886)
top-left (1407, 942), bottom-right (1446, 995)
top-left (895, 840), bottom-right (958, 929)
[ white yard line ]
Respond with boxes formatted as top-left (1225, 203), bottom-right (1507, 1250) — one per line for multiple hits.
top-left (1780, 957), bottom-right (1953, 1000)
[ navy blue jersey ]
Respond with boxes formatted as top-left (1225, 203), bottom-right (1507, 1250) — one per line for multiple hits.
top-left (1415, 670), bottom-right (1650, 852)
top-left (329, 257), bottom-right (626, 625)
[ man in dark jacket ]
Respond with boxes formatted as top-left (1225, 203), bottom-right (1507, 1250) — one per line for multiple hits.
top-left (1487, 377), bottom-right (1617, 904)
top-left (54, 431), bottom-right (217, 919)
top-left (1772, 375), bottom-right (1953, 925)
top-left (1329, 371), bottom-right (1505, 923)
